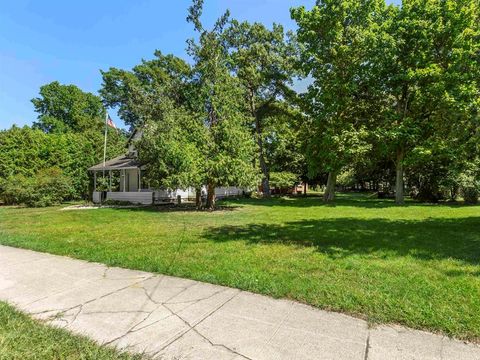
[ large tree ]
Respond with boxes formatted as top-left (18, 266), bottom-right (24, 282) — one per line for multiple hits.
top-left (23, 82), bottom-right (127, 198)
top-left (292, 0), bottom-right (386, 202)
top-left (187, 0), bottom-right (256, 208)
top-left (32, 81), bottom-right (106, 134)
top-left (100, 51), bottom-right (193, 130)
top-left (102, 1), bottom-right (257, 209)
top-left (225, 20), bottom-right (297, 197)
top-left (101, 52), bottom-right (207, 204)
top-left (379, 0), bottom-right (480, 204)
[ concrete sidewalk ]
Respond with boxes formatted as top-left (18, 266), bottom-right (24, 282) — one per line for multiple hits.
top-left (0, 245), bottom-right (479, 360)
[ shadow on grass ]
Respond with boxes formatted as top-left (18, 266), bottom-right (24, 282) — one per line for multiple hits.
top-left (204, 217), bottom-right (480, 266)
top-left (226, 195), bottom-right (472, 209)
top-left (108, 203), bottom-right (240, 213)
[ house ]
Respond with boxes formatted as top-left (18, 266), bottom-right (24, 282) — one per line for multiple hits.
top-left (88, 129), bottom-right (246, 205)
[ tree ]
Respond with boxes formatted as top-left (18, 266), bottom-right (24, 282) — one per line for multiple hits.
top-left (137, 102), bottom-right (206, 208)
top-left (186, 0), bottom-right (256, 208)
top-left (225, 20), bottom-right (297, 197)
top-left (264, 106), bottom-right (307, 183)
top-left (101, 51), bottom-right (208, 205)
top-left (0, 126), bottom-right (124, 201)
top-left (102, 1), bottom-right (256, 209)
top-left (1, 81), bottom-right (127, 202)
top-left (32, 81), bottom-right (105, 134)
top-left (100, 51), bottom-right (193, 130)
top-left (292, 0), bottom-right (386, 202)
top-left (378, 0), bottom-right (480, 204)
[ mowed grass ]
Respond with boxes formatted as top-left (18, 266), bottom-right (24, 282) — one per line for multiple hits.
top-left (0, 194), bottom-right (479, 341)
top-left (0, 301), bottom-right (141, 360)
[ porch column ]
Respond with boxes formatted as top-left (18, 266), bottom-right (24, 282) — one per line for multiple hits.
top-left (109, 170), bottom-right (112, 192)
top-left (122, 169), bottom-right (126, 192)
top-left (138, 169), bottom-right (141, 192)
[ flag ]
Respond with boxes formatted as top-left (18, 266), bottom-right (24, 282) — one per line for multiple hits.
top-left (106, 114), bottom-right (117, 129)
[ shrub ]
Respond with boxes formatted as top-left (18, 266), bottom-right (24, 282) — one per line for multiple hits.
top-left (0, 167), bottom-right (73, 207)
top-left (337, 168), bottom-right (355, 188)
top-left (102, 199), bottom-right (134, 206)
top-left (458, 172), bottom-right (480, 205)
top-left (270, 172), bottom-right (299, 189)
top-left (0, 125), bottom-right (127, 201)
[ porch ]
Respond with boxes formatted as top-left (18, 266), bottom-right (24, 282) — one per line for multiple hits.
top-left (88, 155), bottom-right (152, 205)
top-left (88, 156), bottom-right (249, 205)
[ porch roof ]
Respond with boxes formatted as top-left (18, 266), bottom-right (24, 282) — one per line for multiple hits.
top-left (88, 155), bottom-right (142, 171)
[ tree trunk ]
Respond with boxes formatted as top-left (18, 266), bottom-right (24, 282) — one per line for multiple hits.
top-left (256, 118), bottom-right (270, 198)
top-left (195, 187), bottom-right (202, 209)
top-left (395, 148), bottom-right (405, 205)
top-left (206, 182), bottom-right (216, 209)
top-left (250, 91), bottom-right (270, 198)
top-left (324, 171), bottom-right (337, 202)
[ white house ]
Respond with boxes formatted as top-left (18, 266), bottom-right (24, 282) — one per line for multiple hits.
top-left (88, 129), bottom-right (247, 205)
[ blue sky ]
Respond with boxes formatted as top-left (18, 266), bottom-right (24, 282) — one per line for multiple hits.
top-left (0, 0), bottom-right (400, 130)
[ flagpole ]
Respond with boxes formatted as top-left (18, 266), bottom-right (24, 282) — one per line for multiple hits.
top-left (103, 111), bottom-right (108, 177)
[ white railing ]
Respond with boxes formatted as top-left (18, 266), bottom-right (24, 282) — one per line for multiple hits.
top-left (93, 187), bottom-right (247, 205)
top-left (107, 192), bottom-right (153, 205)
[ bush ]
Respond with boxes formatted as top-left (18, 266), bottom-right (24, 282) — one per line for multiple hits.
top-left (0, 167), bottom-right (73, 207)
top-left (462, 187), bottom-right (478, 204)
top-left (337, 168), bottom-right (355, 188)
top-left (0, 125), bottom-right (127, 201)
top-left (458, 172), bottom-right (480, 205)
top-left (270, 172), bottom-right (299, 189)
top-left (102, 199), bottom-right (134, 206)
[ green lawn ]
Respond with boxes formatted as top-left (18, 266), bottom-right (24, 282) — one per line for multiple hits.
top-left (0, 301), bottom-right (141, 359)
top-left (1, 194), bottom-right (479, 341)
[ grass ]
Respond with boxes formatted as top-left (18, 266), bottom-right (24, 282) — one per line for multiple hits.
top-left (0, 301), bottom-right (141, 359)
top-left (0, 193), bottom-right (479, 341)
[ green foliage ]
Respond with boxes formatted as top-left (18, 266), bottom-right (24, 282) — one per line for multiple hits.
top-left (292, 0), bottom-right (480, 203)
top-left (32, 81), bottom-right (106, 134)
top-left (139, 104), bottom-right (205, 190)
top-left (292, 0), bottom-right (385, 199)
top-left (225, 20), bottom-right (299, 195)
top-left (459, 169), bottom-right (480, 204)
top-left (102, 199), bottom-right (134, 206)
top-left (101, 8), bottom-right (258, 204)
top-left (100, 2), bottom-right (303, 203)
top-left (100, 51), bottom-right (193, 130)
top-left (0, 80), bottom-right (127, 206)
top-left (0, 167), bottom-right (73, 207)
top-left (269, 171), bottom-right (299, 189)
top-left (376, 0), bottom-right (480, 202)
top-left (264, 109), bottom-right (306, 178)
top-left (336, 168), bottom-right (356, 188)
top-left (186, 3), bottom-right (258, 192)
top-left (0, 126), bottom-right (125, 201)
top-left (3, 0), bottom-right (478, 208)
top-left (141, 0), bottom-right (258, 207)
top-left (101, 50), bottom-right (204, 192)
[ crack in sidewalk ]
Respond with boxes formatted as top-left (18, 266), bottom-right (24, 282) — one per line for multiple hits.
top-left (152, 290), bottom-right (252, 360)
top-left (363, 331), bottom-right (371, 360)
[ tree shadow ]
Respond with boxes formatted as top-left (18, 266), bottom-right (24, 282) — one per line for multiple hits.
top-left (107, 203), bottom-right (240, 213)
top-left (203, 217), bottom-right (480, 266)
top-left (224, 194), bottom-right (472, 209)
